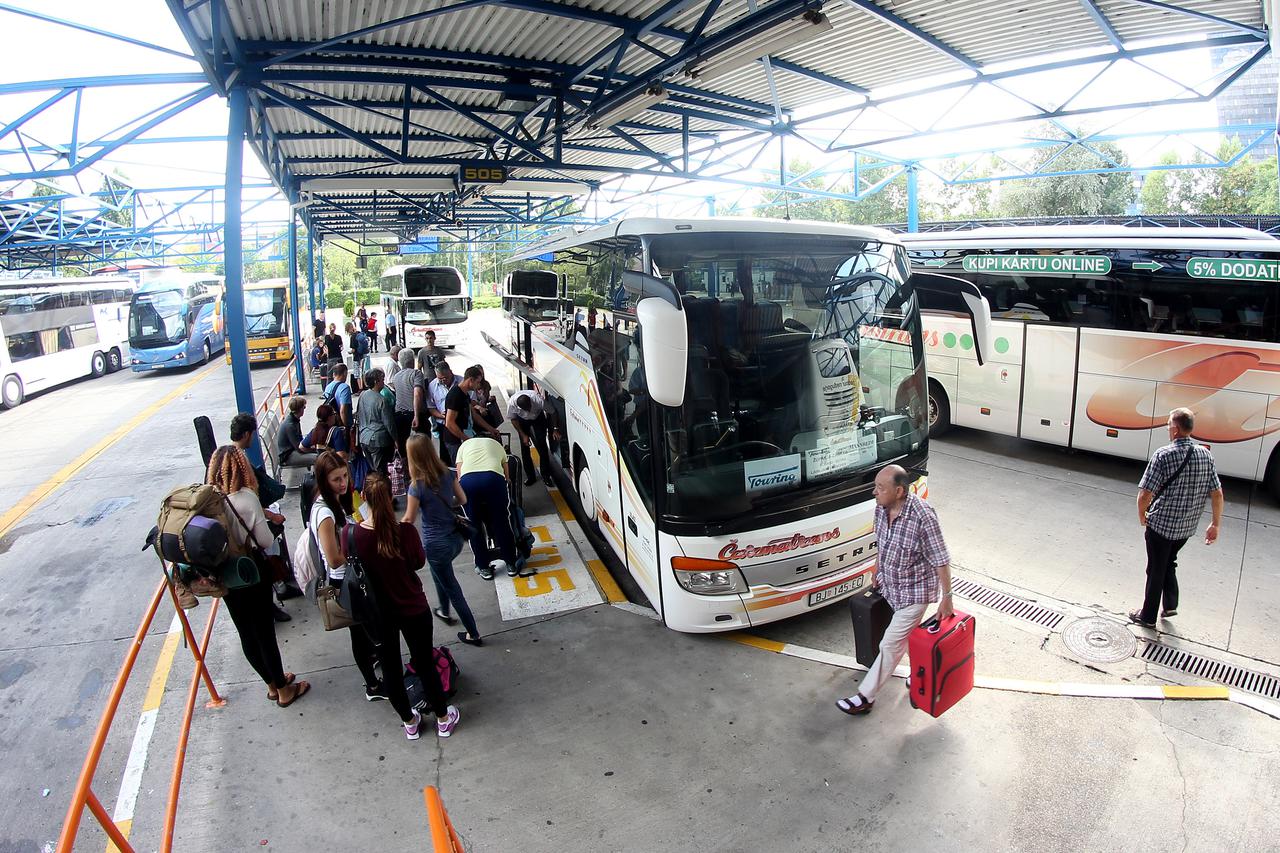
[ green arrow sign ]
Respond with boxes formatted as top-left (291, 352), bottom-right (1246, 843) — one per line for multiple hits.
top-left (1187, 257), bottom-right (1280, 282)
top-left (919, 258), bottom-right (948, 267)
top-left (1132, 261), bottom-right (1163, 272)
top-left (962, 254), bottom-right (1111, 276)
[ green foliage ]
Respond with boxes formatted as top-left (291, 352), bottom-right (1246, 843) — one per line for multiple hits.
top-left (30, 181), bottom-right (60, 198)
top-left (999, 134), bottom-right (1134, 217)
top-left (343, 297), bottom-right (355, 318)
top-left (1137, 140), bottom-right (1277, 215)
top-left (355, 288), bottom-right (379, 307)
top-left (473, 294), bottom-right (502, 309)
top-left (325, 288), bottom-right (349, 309)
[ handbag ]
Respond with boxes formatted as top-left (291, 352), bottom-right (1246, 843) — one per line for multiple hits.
top-left (388, 452), bottom-right (407, 497)
top-left (317, 584), bottom-right (355, 631)
top-left (349, 449), bottom-right (372, 493)
top-left (339, 524), bottom-right (384, 633)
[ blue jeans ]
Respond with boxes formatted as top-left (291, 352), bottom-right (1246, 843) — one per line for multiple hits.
top-left (460, 471), bottom-right (517, 571)
top-left (425, 532), bottom-right (479, 639)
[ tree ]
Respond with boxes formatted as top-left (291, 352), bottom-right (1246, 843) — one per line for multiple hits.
top-left (997, 132), bottom-right (1135, 217)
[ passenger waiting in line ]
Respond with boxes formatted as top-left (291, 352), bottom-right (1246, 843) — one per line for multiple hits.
top-left (313, 315), bottom-right (326, 342)
top-left (367, 312), bottom-right (379, 352)
top-left (443, 366), bottom-right (500, 464)
top-left (353, 473), bottom-right (461, 739)
top-left (303, 403), bottom-right (348, 457)
top-left (323, 323), bottom-right (344, 366)
top-left (418, 329), bottom-right (447, 374)
top-left (391, 347), bottom-right (425, 461)
top-left (474, 380), bottom-right (503, 430)
top-left (427, 361), bottom-right (460, 464)
top-left (384, 310), bottom-right (397, 349)
top-left (323, 363), bottom-right (355, 441)
top-left (277, 396), bottom-right (318, 468)
top-left (229, 413), bottom-right (297, 616)
top-left (206, 445), bottom-right (309, 707)
top-left (402, 433), bottom-right (481, 646)
top-left (308, 451), bottom-right (382, 703)
top-left (357, 367), bottom-right (397, 475)
top-left (308, 339), bottom-right (325, 377)
top-left (457, 434), bottom-right (519, 580)
top-left (386, 344), bottom-right (403, 380)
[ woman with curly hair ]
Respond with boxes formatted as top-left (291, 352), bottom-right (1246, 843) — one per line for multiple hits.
top-left (206, 445), bottom-right (309, 707)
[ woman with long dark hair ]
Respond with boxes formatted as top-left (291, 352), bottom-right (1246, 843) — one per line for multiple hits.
top-left (207, 445), bottom-right (309, 707)
top-left (353, 473), bottom-right (460, 739)
top-left (309, 450), bottom-right (382, 702)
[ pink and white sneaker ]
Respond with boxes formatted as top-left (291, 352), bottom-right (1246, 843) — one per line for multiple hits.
top-left (403, 710), bottom-right (422, 741)
top-left (437, 705), bottom-right (461, 738)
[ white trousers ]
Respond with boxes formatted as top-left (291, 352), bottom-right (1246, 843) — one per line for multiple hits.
top-left (860, 603), bottom-right (928, 702)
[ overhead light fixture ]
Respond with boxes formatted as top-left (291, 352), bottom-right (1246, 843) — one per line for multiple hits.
top-left (587, 83), bottom-right (668, 130)
top-left (685, 10), bottom-right (832, 82)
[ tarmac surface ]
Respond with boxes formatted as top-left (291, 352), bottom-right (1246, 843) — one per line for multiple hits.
top-left (1, 309), bottom-right (1278, 853)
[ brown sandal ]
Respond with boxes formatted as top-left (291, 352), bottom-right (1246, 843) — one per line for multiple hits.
top-left (276, 679), bottom-right (310, 708)
top-left (266, 672), bottom-right (296, 701)
top-left (836, 693), bottom-right (874, 716)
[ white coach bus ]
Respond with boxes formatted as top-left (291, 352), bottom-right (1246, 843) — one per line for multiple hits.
top-left (902, 226), bottom-right (1280, 497)
top-left (499, 218), bottom-right (990, 632)
top-left (0, 277), bottom-right (135, 408)
top-left (380, 264), bottom-right (470, 349)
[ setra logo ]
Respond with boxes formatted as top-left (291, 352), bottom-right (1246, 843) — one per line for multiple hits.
top-left (719, 528), bottom-right (841, 561)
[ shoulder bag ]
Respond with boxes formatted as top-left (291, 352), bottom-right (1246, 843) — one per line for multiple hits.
top-left (310, 503), bottom-right (355, 631)
top-left (425, 478), bottom-right (473, 538)
top-left (339, 524), bottom-right (385, 638)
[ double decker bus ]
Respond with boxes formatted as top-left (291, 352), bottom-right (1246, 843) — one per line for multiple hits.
top-left (128, 274), bottom-right (224, 371)
top-left (902, 225), bottom-right (1280, 498)
top-left (380, 265), bottom-right (470, 348)
top-left (220, 278), bottom-right (293, 364)
top-left (0, 277), bottom-right (135, 408)
top-left (498, 218), bottom-right (990, 632)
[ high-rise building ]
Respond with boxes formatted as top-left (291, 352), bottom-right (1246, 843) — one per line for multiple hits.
top-left (1211, 46), bottom-right (1277, 161)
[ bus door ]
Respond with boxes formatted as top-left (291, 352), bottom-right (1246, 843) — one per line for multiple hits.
top-left (585, 321), bottom-right (627, 561)
top-left (1020, 323), bottom-right (1077, 446)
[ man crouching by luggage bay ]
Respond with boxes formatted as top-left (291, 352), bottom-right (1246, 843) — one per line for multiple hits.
top-left (837, 464), bottom-right (953, 717)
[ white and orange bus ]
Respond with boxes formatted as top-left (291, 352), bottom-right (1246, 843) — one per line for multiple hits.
top-left (502, 218), bottom-right (990, 632)
top-left (903, 226), bottom-right (1280, 497)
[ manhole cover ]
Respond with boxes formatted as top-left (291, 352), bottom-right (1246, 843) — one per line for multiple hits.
top-left (1061, 617), bottom-right (1137, 663)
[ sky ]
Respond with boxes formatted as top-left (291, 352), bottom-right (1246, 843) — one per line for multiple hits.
top-left (0, 0), bottom-right (1268, 232)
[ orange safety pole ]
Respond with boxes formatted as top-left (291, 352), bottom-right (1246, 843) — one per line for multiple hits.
top-left (159, 597), bottom-right (222, 853)
top-left (423, 787), bottom-right (457, 852)
top-left (84, 790), bottom-right (134, 853)
top-left (166, 579), bottom-right (225, 706)
top-left (57, 578), bottom-right (167, 852)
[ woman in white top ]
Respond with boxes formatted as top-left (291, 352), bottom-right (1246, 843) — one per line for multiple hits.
top-left (206, 446), bottom-right (309, 707)
top-left (309, 450), bottom-right (384, 701)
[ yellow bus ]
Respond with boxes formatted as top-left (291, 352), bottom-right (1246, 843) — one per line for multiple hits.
top-left (220, 278), bottom-right (293, 364)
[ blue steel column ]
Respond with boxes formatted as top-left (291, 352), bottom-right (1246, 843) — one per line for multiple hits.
top-left (317, 245), bottom-right (325, 317)
top-left (466, 237), bottom-right (474, 298)
top-left (308, 231), bottom-right (319, 328)
top-left (287, 215), bottom-right (305, 393)
top-left (304, 224), bottom-right (316, 328)
top-left (222, 86), bottom-right (261, 466)
top-left (906, 165), bottom-right (919, 233)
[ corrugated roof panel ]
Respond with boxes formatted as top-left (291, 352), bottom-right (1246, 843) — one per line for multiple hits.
top-left (1097, 0), bottom-right (1263, 41)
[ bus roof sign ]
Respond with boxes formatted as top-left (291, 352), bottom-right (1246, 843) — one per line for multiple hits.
top-left (961, 254), bottom-right (1111, 276)
top-left (1187, 257), bottom-right (1280, 282)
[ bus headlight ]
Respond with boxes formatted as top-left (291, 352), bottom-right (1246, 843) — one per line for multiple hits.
top-left (671, 557), bottom-right (747, 595)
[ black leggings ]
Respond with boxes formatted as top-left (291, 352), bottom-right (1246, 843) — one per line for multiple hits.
top-left (349, 612), bottom-right (450, 720)
top-left (222, 581), bottom-right (286, 688)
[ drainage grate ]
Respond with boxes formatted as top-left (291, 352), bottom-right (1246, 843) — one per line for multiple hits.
top-left (951, 577), bottom-right (1065, 631)
top-left (1137, 640), bottom-right (1280, 700)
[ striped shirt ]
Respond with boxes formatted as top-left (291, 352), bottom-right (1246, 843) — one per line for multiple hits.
top-left (1139, 437), bottom-right (1221, 541)
top-left (874, 494), bottom-right (950, 610)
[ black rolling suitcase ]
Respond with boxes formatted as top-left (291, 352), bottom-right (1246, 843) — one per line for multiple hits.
top-left (849, 589), bottom-right (893, 668)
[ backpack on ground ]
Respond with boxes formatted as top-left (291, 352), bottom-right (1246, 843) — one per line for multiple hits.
top-left (405, 648), bottom-right (460, 706)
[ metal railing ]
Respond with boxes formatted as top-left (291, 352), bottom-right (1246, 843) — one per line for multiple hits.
top-left (424, 786), bottom-right (464, 852)
top-left (57, 576), bottom-right (225, 852)
top-left (257, 357), bottom-right (302, 422)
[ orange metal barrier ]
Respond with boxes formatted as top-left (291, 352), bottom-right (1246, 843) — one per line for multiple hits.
top-left (58, 576), bottom-right (226, 852)
top-left (424, 786), bottom-right (465, 852)
top-left (256, 357), bottom-right (301, 422)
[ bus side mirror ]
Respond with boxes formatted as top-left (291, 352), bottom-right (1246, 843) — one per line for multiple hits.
top-left (907, 272), bottom-right (994, 366)
top-left (636, 297), bottom-right (687, 407)
top-left (466, 297), bottom-right (474, 311)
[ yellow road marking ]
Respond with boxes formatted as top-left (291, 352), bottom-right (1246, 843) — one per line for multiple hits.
top-left (548, 488), bottom-right (574, 522)
top-left (142, 626), bottom-right (183, 712)
top-left (586, 558), bottom-right (626, 604)
top-left (725, 632), bottom-right (787, 653)
top-left (0, 363), bottom-right (219, 539)
top-left (106, 818), bottom-right (132, 853)
top-left (1163, 685), bottom-right (1230, 700)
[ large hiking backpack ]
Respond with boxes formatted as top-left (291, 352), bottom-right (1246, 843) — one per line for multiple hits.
top-left (151, 484), bottom-right (234, 569)
top-left (355, 331), bottom-right (370, 358)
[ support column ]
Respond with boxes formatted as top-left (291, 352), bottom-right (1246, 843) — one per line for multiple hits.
top-left (906, 165), bottom-right (919, 233)
top-left (222, 86), bottom-right (260, 465)
top-left (308, 231), bottom-right (319, 329)
top-left (287, 215), bottom-right (305, 393)
top-left (465, 236), bottom-right (474, 298)
top-left (317, 245), bottom-right (325, 315)
top-left (304, 225), bottom-right (316, 329)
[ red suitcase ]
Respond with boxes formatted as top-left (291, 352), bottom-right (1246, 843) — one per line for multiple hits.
top-left (906, 611), bottom-right (975, 717)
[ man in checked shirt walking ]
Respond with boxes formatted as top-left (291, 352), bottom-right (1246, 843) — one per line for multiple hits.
top-left (837, 464), bottom-right (953, 717)
top-left (1129, 407), bottom-right (1223, 627)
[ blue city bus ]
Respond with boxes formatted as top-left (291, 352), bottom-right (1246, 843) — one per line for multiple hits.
top-left (128, 275), bottom-right (225, 372)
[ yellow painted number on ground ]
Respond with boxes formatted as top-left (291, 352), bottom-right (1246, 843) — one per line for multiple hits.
top-left (515, 568), bottom-right (577, 598)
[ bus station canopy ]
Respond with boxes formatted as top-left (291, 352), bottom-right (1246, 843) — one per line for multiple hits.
top-left (164, 0), bottom-right (1272, 242)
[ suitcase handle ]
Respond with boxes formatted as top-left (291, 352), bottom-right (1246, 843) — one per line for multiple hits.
top-left (923, 616), bottom-right (942, 634)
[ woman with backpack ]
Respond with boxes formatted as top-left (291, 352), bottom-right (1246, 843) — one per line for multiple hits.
top-left (206, 446), bottom-right (309, 707)
top-left (350, 473), bottom-right (462, 739)
top-left (402, 433), bottom-right (482, 646)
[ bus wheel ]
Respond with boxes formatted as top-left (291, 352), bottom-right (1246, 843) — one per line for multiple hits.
top-left (91, 351), bottom-right (107, 378)
top-left (927, 379), bottom-right (951, 437)
top-left (574, 451), bottom-right (598, 528)
top-left (202, 341), bottom-right (212, 364)
top-left (107, 348), bottom-right (123, 372)
top-left (1, 374), bottom-right (23, 409)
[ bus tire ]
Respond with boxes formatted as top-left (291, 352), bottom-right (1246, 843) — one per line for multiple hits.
top-left (1266, 448), bottom-right (1280, 503)
top-left (91, 351), bottom-right (107, 378)
top-left (573, 448), bottom-right (598, 529)
top-left (107, 348), bottom-right (123, 372)
top-left (202, 341), bottom-right (212, 364)
top-left (1, 374), bottom-right (23, 409)
top-left (927, 379), bottom-right (952, 437)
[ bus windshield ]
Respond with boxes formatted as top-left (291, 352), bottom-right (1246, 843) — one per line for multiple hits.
top-left (244, 288), bottom-right (286, 336)
top-left (405, 269), bottom-right (462, 298)
top-left (129, 289), bottom-right (187, 348)
top-left (404, 297), bottom-right (468, 324)
top-left (644, 232), bottom-right (926, 525)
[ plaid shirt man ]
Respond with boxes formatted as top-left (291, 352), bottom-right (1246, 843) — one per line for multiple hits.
top-left (1139, 437), bottom-right (1221, 541)
top-left (874, 493), bottom-right (950, 610)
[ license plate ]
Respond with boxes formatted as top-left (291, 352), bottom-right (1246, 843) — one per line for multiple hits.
top-left (808, 573), bottom-right (866, 607)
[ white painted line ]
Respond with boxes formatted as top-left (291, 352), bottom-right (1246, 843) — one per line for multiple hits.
top-left (492, 513), bottom-right (603, 620)
top-left (1228, 689), bottom-right (1280, 720)
top-left (112, 708), bottom-right (159, 823)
